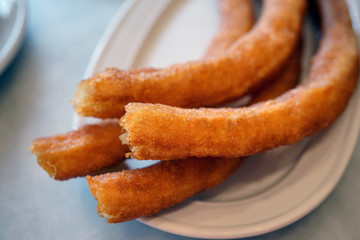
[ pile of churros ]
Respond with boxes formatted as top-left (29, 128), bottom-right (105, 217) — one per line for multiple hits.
top-left (30, 0), bottom-right (359, 223)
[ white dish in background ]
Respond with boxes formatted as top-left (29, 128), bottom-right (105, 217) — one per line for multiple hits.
top-left (75, 0), bottom-right (360, 239)
top-left (0, 0), bottom-right (27, 75)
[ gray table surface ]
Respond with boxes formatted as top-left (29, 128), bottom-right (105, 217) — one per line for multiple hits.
top-left (0, 0), bottom-right (359, 239)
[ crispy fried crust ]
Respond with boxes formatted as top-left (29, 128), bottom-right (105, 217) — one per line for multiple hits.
top-left (87, 158), bottom-right (243, 223)
top-left (122, 0), bottom-right (359, 160)
top-left (73, 0), bottom-right (305, 118)
top-left (248, 44), bottom-right (301, 104)
top-left (31, 0), bottom-right (254, 181)
top-left (87, 58), bottom-right (301, 223)
top-left (204, 0), bottom-right (254, 58)
top-left (86, 55), bottom-right (301, 222)
top-left (87, 34), bottom-right (302, 224)
top-left (86, 53), bottom-right (301, 223)
top-left (30, 120), bottom-right (128, 180)
top-left (32, 38), bottom-right (296, 180)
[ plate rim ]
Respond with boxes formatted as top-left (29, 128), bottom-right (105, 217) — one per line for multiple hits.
top-left (78, 0), bottom-right (360, 238)
top-left (0, 0), bottom-right (27, 75)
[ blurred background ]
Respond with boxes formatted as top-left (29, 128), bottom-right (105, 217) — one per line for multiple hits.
top-left (0, 0), bottom-right (359, 239)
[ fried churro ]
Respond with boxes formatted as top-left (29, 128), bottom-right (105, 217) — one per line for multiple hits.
top-left (248, 44), bottom-right (301, 104)
top-left (30, 120), bottom-right (128, 180)
top-left (122, 0), bottom-right (358, 160)
top-left (204, 0), bottom-right (254, 58)
top-left (73, 0), bottom-right (305, 118)
top-left (87, 38), bottom-right (302, 224)
top-left (87, 158), bottom-right (243, 223)
top-left (31, 0), bottom-right (255, 180)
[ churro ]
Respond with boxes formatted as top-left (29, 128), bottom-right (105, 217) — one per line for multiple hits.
top-left (30, 120), bottom-right (128, 180)
top-left (87, 158), bottom-right (243, 223)
top-left (86, 41), bottom-right (302, 224)
top-left (122, 0), bottom-right (358, 160)
top-left (73, 0), bottom-right (305, 118)
top-left (204, 0), bottom-right (254, 58)
top-left (31, 0), bottom-right (255, 180)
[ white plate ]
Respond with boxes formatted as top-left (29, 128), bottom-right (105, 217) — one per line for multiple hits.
top-left (75, 0), bottom-right (360, 239)
top-left (0, 0), bottom-right (27, 75)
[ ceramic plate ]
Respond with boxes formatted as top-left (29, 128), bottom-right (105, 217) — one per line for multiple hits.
top-left (0, 0), bottom-right (27, 75)
top-left (75, 0), bottom-right (360, 238)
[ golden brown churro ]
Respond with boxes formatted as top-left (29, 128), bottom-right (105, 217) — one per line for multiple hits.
top-left (249, 45), bottom-right (301, 104)
top-left (86, 39), bottom-right (302, 224)
top-left (30, 120), bottom-right (128, 180)
top-left (122, 0), bottom-right (358, 160)
top-left (87, 158), bottom-right (243, 223)
top-left (204, 0), bottom-right (254, 58)
top-left (31, 0), bottom-right (255, 180)
top-left (73, 0), bottom-right (305, 118)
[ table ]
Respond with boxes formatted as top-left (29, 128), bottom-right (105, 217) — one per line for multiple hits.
top-left (0, 0), bottom-right (359, 239)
